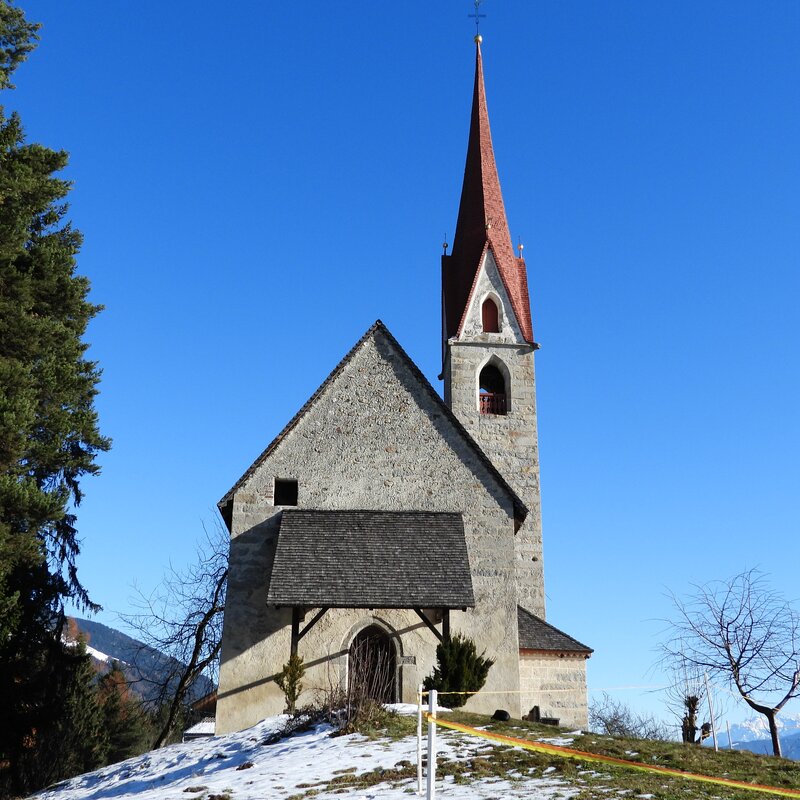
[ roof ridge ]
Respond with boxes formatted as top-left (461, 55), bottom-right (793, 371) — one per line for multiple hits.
top-left (218, 320), bottom-right (528, 525)
top-left (217, 320), bottom-right (385, 511)
top-left (454, 240), bottom-right (489, 338)
top-left (375, 322), bottom-right (528, 521)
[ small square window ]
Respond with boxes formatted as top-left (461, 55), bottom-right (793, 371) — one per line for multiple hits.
top-left (274, 478), bottom-right (298, 506)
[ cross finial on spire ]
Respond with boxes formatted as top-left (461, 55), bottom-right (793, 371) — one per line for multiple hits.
top-left (468, 0), bottom-right (486, 40)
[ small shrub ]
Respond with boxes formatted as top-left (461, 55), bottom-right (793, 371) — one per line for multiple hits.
top-left (423, 634), bottom-right (494, 708)
top-left (276, 654), bottom-right (305, 714)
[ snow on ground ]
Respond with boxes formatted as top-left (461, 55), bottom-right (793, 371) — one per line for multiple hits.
top-left (535, 736), bottom-right (576, 747)
top-left (383, 703), bottom-right (451, 716)
top-left (84, 645), bottom-right (114, 664)
top-left (36, 715), bottom-right (577, 800)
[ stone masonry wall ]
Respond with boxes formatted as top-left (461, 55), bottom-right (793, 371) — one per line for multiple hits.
top-left (216, 328), bottom-right (523, 734)
top-left (519, 653), bottom-right (589, 729)
top-left (444, 249), bottom-right (545, 618)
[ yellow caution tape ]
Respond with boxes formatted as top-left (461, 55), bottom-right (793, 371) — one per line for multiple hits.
top-left (425, 715), bottom-right (800, 798)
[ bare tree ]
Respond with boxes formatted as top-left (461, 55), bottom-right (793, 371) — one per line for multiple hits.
top-left (589, 693), bottom-right (671, 741)
top-left (662, 660), bottom-right (708, 744)
top-left (122, 519), bottom-right (228, 747)
top-left (661, 569), bottom-right (800, 757)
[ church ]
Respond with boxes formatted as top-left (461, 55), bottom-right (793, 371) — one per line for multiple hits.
top-left (215, 36), bottom-right (592, 735)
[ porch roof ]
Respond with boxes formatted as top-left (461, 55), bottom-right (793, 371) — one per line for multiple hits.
top-left (267, 510), bottom-right (475, 610)
top-left (517, 606), bottom-right (593, 654)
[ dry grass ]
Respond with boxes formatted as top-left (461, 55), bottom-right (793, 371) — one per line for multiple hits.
top-left (286, 709), bottom-right (800, 799)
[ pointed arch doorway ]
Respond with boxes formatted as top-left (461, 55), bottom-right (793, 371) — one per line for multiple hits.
top-left (348, 625), bottom-right (397, 704)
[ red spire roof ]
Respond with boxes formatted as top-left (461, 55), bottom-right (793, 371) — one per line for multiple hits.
top-left (442, 39), bottom-right (533, 345)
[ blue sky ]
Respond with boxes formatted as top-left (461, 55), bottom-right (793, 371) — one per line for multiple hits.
top-left (9, 1), bottom-right (799, 727)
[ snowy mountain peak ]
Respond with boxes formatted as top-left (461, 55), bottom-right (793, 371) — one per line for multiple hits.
top-left (730, 712), bottom-right (800, 742)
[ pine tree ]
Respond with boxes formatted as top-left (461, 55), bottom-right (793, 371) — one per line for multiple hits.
top-left (0, 2), bottom-right (110, 793)
top-left (0, 0), bottom-right (40, 650)
top-left (8, 640), bottom-right (109, 794)
top-left (423, 634), bottom-right (494, 709)
top-left (0, 58), bottom-right (109, 624)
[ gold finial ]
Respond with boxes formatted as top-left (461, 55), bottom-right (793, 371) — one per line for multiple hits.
top-left (517, 240), bottom-right (524, 256)
top-left (474, 34), bottom-right (482, 44)
top-left (443, 236), bottom-right (449, 254)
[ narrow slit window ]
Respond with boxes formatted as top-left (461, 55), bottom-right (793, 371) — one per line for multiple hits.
top-left (274, 478), bottom-right (298, 506)
top-left (482, 297), bottom-right (500, 333)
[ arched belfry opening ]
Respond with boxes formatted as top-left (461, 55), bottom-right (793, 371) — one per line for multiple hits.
top-left (481, 297), bottom-right (500, 333)
top-left (478, 361), bottom-right (508, 415)
top-left (348, 625), bottom-right (397, 704)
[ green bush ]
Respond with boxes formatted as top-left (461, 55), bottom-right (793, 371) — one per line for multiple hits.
top-left (276, 653), bottom-right (305, 714)
top-left (423, 634), bottom-right (494, 708)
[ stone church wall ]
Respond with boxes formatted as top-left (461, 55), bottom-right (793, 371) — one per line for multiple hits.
top-left (217, 329), bottom-right (524, 734)
top-left (519, 653), bottom-right (589, 729)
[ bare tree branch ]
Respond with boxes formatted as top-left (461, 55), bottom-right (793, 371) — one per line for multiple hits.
top-left (589, 693), bottom-right (671, 741)
top-left (120, 517), bottom-right (228, 747)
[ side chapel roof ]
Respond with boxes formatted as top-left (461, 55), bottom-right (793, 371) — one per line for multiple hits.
top-left (267, 510), bottom-right (475, 609)
top-left (443, 39), bottom-right (534, 346)
top-left (218, 320), bottom-right (528, 527)
top-left (517, 606), bottom-right (593, 655)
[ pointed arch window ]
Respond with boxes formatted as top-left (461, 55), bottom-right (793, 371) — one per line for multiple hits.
top-left (481, 297), bottom-right (500, 333)
top-left (479, 363), bottom-right (507, 415)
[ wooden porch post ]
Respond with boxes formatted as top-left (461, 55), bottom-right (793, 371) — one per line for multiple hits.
top-left (290, 607), bottom-right (300, 657)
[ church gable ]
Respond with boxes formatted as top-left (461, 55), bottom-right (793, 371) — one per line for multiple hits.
top-left (221, 320), bottom-right (526, 528)
top-left (458, 246), bottom-right (527, 344)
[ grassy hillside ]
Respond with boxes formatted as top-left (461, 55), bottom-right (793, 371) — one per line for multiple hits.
top-left (327, 710), bottom-right (800, 800)
top-left (36, 708), bottom-right (800, 800)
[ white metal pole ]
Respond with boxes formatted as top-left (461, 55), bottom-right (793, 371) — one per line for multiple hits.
top-left (704, 672), bottom-right (718, 752)
top-left (417, 684), bottom-right (424, 796)
top-left (426, 688), bottom-right (437, 800)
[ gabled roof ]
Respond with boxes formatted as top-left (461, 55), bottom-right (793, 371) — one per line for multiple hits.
top-left (267, 510), bottom-right (475, 609)
top-left (454, 240), bottom-right (527, 342)
top-left (218, 320), bottom-right (528, 526)
top-left (443, 40), bottom-right (534, 346)
top-left (517, 606), bottom-right (593, 654)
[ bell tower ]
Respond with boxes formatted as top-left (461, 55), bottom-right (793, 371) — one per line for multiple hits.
top-left (442, 36), bottom-right (544, 617)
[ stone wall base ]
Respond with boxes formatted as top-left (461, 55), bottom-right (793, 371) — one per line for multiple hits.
top-left (519, 652), bottom-right (589, 729)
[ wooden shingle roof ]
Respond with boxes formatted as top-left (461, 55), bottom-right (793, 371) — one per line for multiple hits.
top-left (267, 510), bottom-right (475, 609)
top-left (517, 606), bottom-right (592, 655)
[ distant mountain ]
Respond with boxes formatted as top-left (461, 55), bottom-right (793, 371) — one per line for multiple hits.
top-left (713, 713), bottom-right (800, 760)
top-left (68, 617), bottom-right (214, 706)
top-left (726, 732), bottom-right (800, 760)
